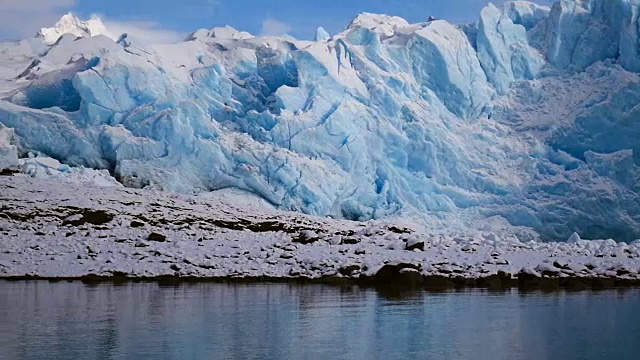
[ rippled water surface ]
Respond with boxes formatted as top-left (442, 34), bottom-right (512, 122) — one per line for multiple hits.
top-left (1, 281), bottom-right (639, 360)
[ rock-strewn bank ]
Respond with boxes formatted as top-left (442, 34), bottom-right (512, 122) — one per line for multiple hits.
top-left (1, 176), bottom-right (640, 291)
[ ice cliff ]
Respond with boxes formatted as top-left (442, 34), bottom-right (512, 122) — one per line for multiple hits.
top-left (1, 0), bottom-right (640, 242)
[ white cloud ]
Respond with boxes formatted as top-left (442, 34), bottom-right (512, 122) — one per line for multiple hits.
top-left (102, 19), bottom-right (185, 45)
top-left (260, 19), bottom-right (292, 36)
top-left (0, 0), bottom-right (76, 40)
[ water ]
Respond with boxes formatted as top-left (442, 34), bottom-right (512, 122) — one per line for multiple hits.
top-left (0, 281), bottom-right (639, 360)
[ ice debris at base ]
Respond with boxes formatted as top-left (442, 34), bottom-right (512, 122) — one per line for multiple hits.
top-left (0, 125), bottom-right (18, 169)
top-left (1, 0), bottom-right (640, 242)
top-left (0, 127), bottom-right (121, 186)
top-left (16, 156), bottom-right (122, 187)
top-left (1, 176), bottom-right (639, 283)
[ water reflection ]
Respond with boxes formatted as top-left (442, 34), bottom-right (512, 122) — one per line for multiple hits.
top-left (0, 282), bottom-right (638, 360)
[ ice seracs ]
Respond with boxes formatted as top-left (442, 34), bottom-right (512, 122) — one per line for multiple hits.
top-left (314, 27), bottom-right (331, 41)
top-left (476, 3), bottom-right (545, 94)
top-left (185, 26), bottom-right (254, 41)
top-left (17, 156), bottom-right (122, 187)
top-left (36, 13), bottom-right (115, 45)
top-left (347, 13), bottom-right (411, 36)
top-left (567, 232), bottom-right (581, 243)
top-left (503, 1), bottom-right (551, 29)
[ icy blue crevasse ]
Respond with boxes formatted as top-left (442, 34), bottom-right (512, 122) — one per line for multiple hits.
top-left (1, 1), bottom-right (640, 241)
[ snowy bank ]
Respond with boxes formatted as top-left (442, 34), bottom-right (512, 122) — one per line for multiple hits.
top-left (1, 176), bottom-right (639, 290)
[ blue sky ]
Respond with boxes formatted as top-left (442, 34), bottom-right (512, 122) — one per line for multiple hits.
top-left (0, 0), bottom-right (554, 42)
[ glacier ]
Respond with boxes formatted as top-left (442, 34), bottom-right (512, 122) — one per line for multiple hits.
top-left (1, 0), bottom-right (640, 242)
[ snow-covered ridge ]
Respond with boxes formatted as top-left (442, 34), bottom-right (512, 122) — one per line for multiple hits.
top-left (1, 0), bottom-right (640, 243)
top-left (36, 13), bottom-right (115, 45)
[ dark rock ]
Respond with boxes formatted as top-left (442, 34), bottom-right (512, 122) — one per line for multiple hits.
top-left (539, 278), bottom-right (562, 291)
top-left (374, 265), bottom-right (401, 283)
top-left (373, 263), bottom-right (423, 289)
top-left (477, 272), bottom-right (516, 289)
top-left (535, 264), bottom-right (560, 277)
top-left (405, 239), bottom-right (425, 251)
top-left (591, 277), bottom-right (616, 289)
top-left (170, 264), bottom-right (181, 271)
top-left (518, 271), bottom-right (561, 290)
top-left (423, 275), bottom-right (456, 290)
top-left (0, 168), bottom-right (19, 176)
top-left (553, 261), bottom-right (571, 270)
top-left (130, 220), bottom-right (145, 228)
top-left (210, 219), bottom-right (248, 231)
top-left (540, 270), bottom-right (559, 277)
top-left (388, 226), bottom-right (412, 234)
top-left (148, 232), bottom-right (167, 242)
top-left (339, 264), bottom-right (361, 276)
top-left (288, 269), bottom-right (302, 277)
top-left (292, 231), bottom-right (320, 244)
top-left (87, 245), bottom-right (99, 254)
top-left (517, 270), bottom-right (540, 285)
top-left (397, 268), bottom-right (424, 287)
top-left (342, 237), bottom-right (361, 245)
top-left (561, 278), bottom-right (590, 291)
top-left (63, 210), bottom-right (114, 226)
top-left (616, 268), bottom-right (631, 276)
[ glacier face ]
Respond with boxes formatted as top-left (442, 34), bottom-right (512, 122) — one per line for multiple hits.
top-left (1, 0), bottom-right (640, 241)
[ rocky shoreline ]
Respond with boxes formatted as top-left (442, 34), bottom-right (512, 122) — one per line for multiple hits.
top-left (3, 270), bottom-right (640, 292)
top-left (2, 176), bottom-right (640, 292)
